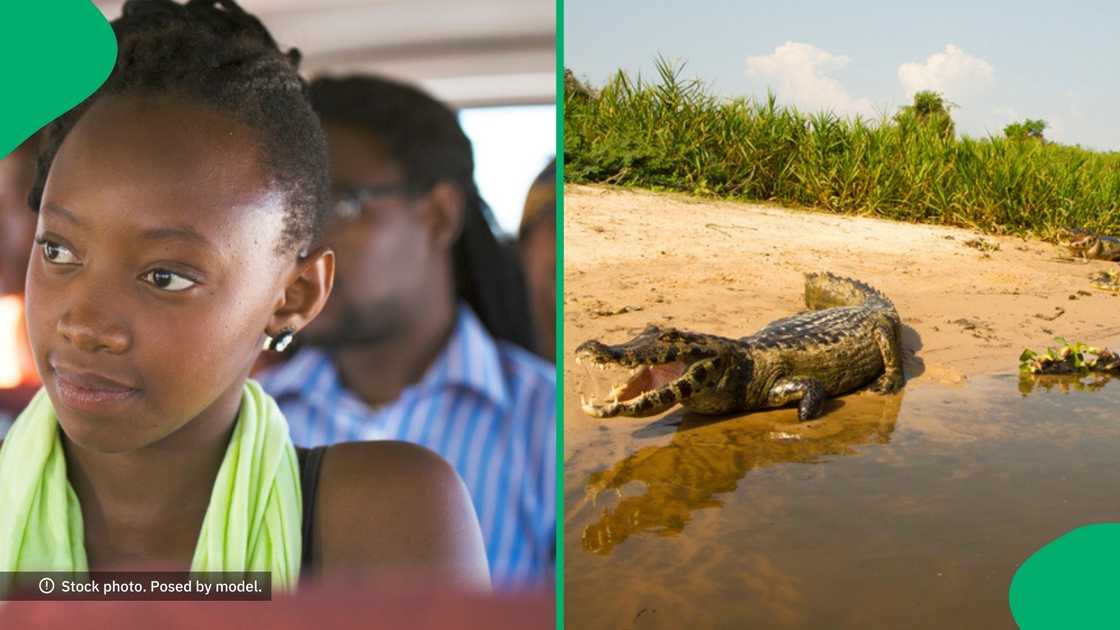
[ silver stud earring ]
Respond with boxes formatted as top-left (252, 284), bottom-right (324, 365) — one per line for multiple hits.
top-left (274, 328), bottom-right (296, 352)
top-left (264, 327), bottom-right (296, 352)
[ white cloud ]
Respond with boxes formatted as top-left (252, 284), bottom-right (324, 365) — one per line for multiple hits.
top-left (898, 45), bottom-right (994, 99)
top-left (745, 42), bottom-right (876, 118)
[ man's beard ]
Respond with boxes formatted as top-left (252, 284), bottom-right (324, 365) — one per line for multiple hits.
top-left (301, 298), bottom-right (408, 351)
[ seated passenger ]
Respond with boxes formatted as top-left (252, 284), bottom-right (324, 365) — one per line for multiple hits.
top-left (0, 135), bottom-right (43, 430)
top-left (259, 75), bottom-right (556, 589)
top-left (517, 159), bottom-right (556, 362)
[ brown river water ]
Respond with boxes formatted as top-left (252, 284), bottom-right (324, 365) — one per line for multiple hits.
top-left (564, 371), bottom-right (1120, 629)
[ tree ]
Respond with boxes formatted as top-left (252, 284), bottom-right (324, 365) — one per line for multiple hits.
top-left (564, 69), bottom-right (595, 102)
top-left (894, 90), bottom-right (956, 140)
top-left (1004, 119), bottom-right (1047, 141)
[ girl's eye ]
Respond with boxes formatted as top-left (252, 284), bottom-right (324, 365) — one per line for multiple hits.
top-left (143, 269), bottom-right (197, 292)
top-left (37, 238), bottom-right (79, 265)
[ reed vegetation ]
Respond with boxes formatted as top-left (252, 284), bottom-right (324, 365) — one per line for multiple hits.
top-left (564, 59), bottom-right (1120, 238)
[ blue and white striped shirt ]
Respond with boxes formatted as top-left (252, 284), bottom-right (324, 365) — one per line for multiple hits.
top-left (258, 305), bottom-right (556, 589)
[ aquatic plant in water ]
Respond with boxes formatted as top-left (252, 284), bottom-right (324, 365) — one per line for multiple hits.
top-left (1019, 337), bottom-right (1120, 375)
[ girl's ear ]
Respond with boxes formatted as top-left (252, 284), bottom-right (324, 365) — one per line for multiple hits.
top-left (267, 246), bottom-right (335, 336)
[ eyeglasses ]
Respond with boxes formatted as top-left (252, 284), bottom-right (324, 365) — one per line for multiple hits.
top-left (328, 184), bottom-right (409, 223)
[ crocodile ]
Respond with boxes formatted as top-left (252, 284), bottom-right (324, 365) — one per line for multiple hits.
top-left (575, 272), bottom-right (904, 421)
top-left (1064, 228), bottom-right (1120, 261)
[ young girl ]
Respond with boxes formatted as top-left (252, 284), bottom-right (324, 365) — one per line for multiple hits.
top-left (0, 0), bottom-right (488, 591)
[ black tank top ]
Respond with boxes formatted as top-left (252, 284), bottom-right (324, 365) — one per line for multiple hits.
top-left (295, 445), bottom-right (327, 578)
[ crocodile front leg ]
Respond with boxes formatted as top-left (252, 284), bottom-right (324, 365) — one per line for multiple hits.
top-left (767, 376), bottom-right (827, 420)
top-left (870, 315), bottom-right (904, 394)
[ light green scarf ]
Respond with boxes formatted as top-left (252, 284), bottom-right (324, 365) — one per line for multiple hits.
top-left (0, 379), bottom-right (301, 589)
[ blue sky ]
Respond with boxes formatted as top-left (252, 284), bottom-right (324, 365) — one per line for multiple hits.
top-left (565, 0), bottom-right (1118, 150)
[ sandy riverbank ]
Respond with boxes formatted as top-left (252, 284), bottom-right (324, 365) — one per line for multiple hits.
top-left (563, 184), bottom-right (1120, 406)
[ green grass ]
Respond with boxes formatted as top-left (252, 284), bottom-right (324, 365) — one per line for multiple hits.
top-left (564, 60), bottom-right (1120, 239)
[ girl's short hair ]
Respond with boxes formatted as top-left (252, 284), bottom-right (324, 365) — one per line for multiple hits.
top-left (29, 0), bottom-right (329, 255)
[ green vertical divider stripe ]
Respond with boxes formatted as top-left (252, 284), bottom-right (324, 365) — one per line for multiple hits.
top-left (0, 1), bottom-right (116, 157)
top-left (554, 0), bottom-right (565, 626)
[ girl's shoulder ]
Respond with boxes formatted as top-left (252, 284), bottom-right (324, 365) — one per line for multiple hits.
top-left (0, 438), bottom-right (488, 586)
top-left (308, 441), bottom-right (489, 588)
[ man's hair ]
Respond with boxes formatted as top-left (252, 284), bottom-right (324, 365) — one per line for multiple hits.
top-left (29, 0), bottom-right (329, 255)
top-left (309, 75), bottom-right (537, 350)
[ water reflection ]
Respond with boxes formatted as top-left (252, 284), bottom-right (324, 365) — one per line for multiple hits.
top-left (1018, 373), bottom-right (1114, 396)
top-left (581, 393), bottom-right (904, 555)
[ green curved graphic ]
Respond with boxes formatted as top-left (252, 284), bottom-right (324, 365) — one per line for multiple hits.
top-left (1010, 523), bottom-right (1120, 628)
top-left (0, 1), bottom-right (116, 157)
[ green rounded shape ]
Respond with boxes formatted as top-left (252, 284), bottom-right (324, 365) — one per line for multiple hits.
top-left (0, 1), bottom-right (116, 157)
top-left (1010, 523), bottom-right (1120, 628)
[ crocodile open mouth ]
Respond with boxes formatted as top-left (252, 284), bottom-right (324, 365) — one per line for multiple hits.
top-left (577, 358), bottom-right (693, 417)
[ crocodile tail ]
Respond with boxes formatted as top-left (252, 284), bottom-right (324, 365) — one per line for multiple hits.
top-left (803, 272), bottom-right (895, 313)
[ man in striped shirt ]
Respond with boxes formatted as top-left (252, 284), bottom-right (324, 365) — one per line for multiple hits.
top-left (258, 76), bottom-right (556, 590)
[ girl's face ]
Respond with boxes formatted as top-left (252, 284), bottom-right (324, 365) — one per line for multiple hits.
top-left (26, 94), bottom-right (294, 453)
